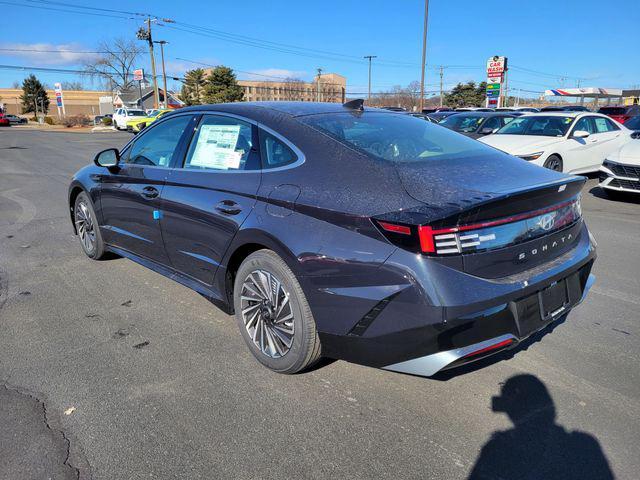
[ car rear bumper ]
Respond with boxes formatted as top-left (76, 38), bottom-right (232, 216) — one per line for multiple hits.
top-left (316, 222), bottom-right (596, 376)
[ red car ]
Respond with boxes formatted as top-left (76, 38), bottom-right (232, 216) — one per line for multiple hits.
top-left (597, 105), bottom-right (640, 124)
top-left (0, 114), bottom-right (11, 127)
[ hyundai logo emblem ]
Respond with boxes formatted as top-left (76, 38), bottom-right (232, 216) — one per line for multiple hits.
top-left (538, 213), bottom-right (556, 231)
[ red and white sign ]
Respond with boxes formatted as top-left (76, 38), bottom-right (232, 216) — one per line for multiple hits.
top-left (486, 56), bottom-right (507, 76)
top-left (133, 69), bottom-right (144, 82)
top-left (54, 82), bottom-right (65, 111)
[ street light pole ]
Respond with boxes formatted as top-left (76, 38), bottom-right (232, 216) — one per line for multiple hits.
top-left (419, 0), bottom-right (430, 111)
top-left (155, 40), bottom-right (169, 108)
top-left (316, 68), bottom-right (322, 102)
top-left (364, 55), bottom-right (377, 102)
top-left (439, 65), bottom-right (444, 107)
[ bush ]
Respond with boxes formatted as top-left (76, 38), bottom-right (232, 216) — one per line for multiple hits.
top-left (63, 114), bottom-right (91, 127)
top-left (101, 117), bottom-right (113, 126)
top-left (44, 116), bottom-right (55, 125)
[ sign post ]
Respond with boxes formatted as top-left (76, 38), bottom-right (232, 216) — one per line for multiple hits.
top-left (54, 82), bottom-right (65, 118)
top-left (485, 56), bottom-right (508, 108)
top-left (133, 69), bottom-right (145, 109)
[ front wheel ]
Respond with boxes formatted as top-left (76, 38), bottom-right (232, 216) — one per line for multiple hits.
top-left (543, 154), bottom-right (563, 172)
top-left (233, 249), bottom-right (321, 374)
top-left (74, 192), bottom-right (106, 259)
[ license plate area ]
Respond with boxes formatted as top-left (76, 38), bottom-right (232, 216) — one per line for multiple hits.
top-left (538, 279), bottom-right (570, 322)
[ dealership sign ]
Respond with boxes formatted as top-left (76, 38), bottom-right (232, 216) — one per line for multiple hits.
top-left (54, 82), bottom-right (65, 113)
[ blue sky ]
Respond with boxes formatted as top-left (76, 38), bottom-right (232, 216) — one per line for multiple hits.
top-left (1, 0), bottom-right (638, 99)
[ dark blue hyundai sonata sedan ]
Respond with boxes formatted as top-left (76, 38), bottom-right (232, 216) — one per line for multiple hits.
top-left (68, 100), bottom-right (596, 376)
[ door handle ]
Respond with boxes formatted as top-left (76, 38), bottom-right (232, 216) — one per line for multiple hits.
top-left (141, 186), bottom-right (159, 199)
top-left (215, 200), bottom-right (242, 215)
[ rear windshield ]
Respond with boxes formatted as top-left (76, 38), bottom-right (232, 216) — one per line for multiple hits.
top-left (597, 107), bottom-right (627, 115)
top-left (496, 116), bottom-right (574, 137)
top-left (439, 114), bottom-right (485, 132)
top-left (299, 112), bottom-right (493, 163)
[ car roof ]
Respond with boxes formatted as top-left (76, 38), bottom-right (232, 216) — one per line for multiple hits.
top-left (178, 101), bottom-right (370, 118)
top-left (520, 111), bottom-right (582, 118)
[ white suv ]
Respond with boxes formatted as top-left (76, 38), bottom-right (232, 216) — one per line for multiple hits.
top-left (112, 108), bottom-right (147, 130)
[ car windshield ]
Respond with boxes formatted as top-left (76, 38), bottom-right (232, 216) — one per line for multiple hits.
top-left (624, 115), bottom-right (640, 130)
top-left (439, 114), bottom-right (485, 132)
top-left (495, 116), bottom-right (574, 137)
top-left (127, 110), bottom-right (145, 116)
top-left (299, 112), bottom-right (493, 163)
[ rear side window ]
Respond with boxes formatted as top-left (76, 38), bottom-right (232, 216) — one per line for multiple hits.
top-left (593, 117), bottom-right (619, 132)
top-left (598, 107), bottom-right (626, 116)
top-left (258, 130), bottom-right (298, 169)
top-left (183, 115), bottom-right (259, 171)
top-left (125, 115), bottom-right (192, 167)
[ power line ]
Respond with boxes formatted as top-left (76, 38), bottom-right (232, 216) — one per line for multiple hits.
top-left (3, 0), bottom-right (137, 19)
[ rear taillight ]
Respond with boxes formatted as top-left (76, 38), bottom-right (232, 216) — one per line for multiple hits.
top-left (374, 196), bottom-right (581, 256)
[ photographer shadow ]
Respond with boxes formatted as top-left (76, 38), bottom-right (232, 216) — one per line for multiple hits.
top-left (468, 374), bottom-right (614, 480)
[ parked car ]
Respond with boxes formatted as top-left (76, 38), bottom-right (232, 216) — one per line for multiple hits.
top-left (427, 110), bottom-right (460, 122)
top-left (541, 105), bottom-right (590, 112)
top-left (68, 100), bottom-right (595, 377)
top-left (112, 108), bottom-right (147, 130)
top-left (599, 140), bottom-right (640, 197)
top-left (455, 107), bottom-right (495, 112)
top-left (623, 115), bottom-right (640, 132)
top-left (597, 105), bottom-right (640, 124)
top-left (479, 112), bottom-right (631, 173)
top-left (126, 108), bottom-right (172, 133)
top-left (0, 114), bottom-right (10, 127)
top-left (3, 114), bottom-right (27, 124)
top-left (422, 107), bottom-right (453, 114)
top-left (514, 107), bottom-right (540, 113)
top-left (438, 112), bottom-right (517, 138)
top-left (407, 112), bottom-right (436, 123)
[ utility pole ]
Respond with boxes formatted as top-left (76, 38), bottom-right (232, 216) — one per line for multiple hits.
top-left (316, 68), bottom-right (322, 102)
top-left (137, 17), bottom-right (161, 109)
top-left (155, 40), bottom-right (169, 108)
top-left (364, 55), bottom-right (377, 101)
top-left (439, 65), bottom-right (444, 107)
top-left (419, 0), bottom-right (430, 111)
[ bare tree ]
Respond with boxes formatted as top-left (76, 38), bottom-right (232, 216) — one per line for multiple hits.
top-left (61, 81), bottom-right (84, 91)
top-left (84, 38), bottom-right (143, 92)
top-left (282, 78), bottom-right (307, 101)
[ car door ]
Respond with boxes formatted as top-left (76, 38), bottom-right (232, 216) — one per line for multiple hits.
top-left (563, 116), bottom-right (601, 173)
top-left (98, 114), bottom-right (195, 265)
top-left (160, 114), bottom-right (262, 286)
top-left (592, 116), bottom-right (627, 165)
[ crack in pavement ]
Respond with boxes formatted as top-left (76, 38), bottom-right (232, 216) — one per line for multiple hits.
top-left (0, 382), bottom-right (89, 479)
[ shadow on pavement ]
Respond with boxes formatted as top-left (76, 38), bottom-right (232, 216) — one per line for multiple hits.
top-left (468, 374), bottom-right (614, 480)
top-left (588, 185), bottom-right (640, 204)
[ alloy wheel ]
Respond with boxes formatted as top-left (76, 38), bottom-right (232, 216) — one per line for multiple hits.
top-left (546, 157), bottom-right (562, 171)
top-left (240, 269), bottom-right (294, 359)
top-left (75, 202), bottom-right (96, 254)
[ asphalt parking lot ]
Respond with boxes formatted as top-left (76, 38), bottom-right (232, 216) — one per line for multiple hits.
top-left (1, 128), bottom-right (639, 480)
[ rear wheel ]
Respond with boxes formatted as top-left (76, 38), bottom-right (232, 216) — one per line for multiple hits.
top-left (233, 249), bottom-right (321, 374)
top-left (74, 192), bottom-right (106, 259)
top-left (543, 155), bottom-right (563, 172)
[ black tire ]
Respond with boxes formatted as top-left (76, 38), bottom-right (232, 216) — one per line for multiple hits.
top-left (233, 249), bottom-right (321, 374)
top-left (543, 155), bottom-right (563, 172)
top-left (74, 192), bottom-right (106, 259)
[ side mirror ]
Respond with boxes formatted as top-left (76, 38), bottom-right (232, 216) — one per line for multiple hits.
top-left (94, 148), bottom-right (120, 168)
top-left (480, 127), bottom-right (495, 135)
top-left (573, 130), bottom-right (590, 139)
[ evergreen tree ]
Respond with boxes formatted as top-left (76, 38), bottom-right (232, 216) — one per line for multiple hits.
top-left (202, 66), bottom-right (244, 104)
top-left (443, 81), bottom-right (488, 107)
top-left (20, 74), bottom-right (50, 114)
top-left (180, 68), bottom-right (207, 106)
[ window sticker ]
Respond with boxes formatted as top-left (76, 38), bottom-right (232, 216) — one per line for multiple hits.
top-left (189, 124), bottom-right (242, 169)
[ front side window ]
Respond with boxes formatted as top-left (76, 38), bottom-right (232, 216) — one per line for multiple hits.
top-left (300, 112), bottom-right (492, 163)
top-left (573, 117), bottom-right (596, 134)
top-left (126, 110), bottom-right (145, 116)
top-left (125, 115), bottom-right (192, 167)
top-left (183, 115), bottom-right (258, 171)
top-left (496, 116), bottom-right (575, 137)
